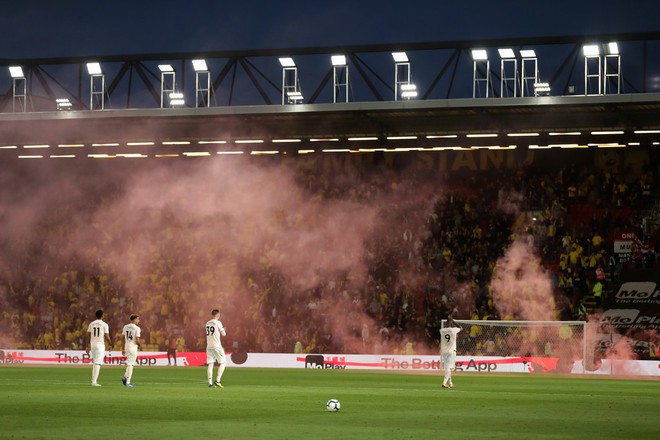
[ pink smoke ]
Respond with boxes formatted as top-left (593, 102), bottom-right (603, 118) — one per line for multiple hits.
top-left (490, 238), bottom-right (556, 321)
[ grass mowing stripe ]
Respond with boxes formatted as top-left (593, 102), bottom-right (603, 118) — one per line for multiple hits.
top-left (0, 366), bottom-right (658, 439)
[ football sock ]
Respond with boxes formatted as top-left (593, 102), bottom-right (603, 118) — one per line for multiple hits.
top-left (92, 364), bottom-right (101, 384)
top-left (217, 363), bottom-right (226, 383)
top-left (126, 365), bottom-right (133, 383)
top-left (207, 363), bottom-right (214, 384)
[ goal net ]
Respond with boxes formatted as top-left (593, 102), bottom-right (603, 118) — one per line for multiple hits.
top-left (442, 320), bottom-right (587, 372)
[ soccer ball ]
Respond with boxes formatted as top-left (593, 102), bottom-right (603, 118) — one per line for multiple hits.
top-left (326, 399), bottom-right (341, 412)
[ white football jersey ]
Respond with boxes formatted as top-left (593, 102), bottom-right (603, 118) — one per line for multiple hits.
top-left (122, 323), bottom-right (141, 348)
top-left (205, 319), bottom-right (226, 349)
top-left (440, 326), bottom-right (461, 354)
top-left (87, 319), bottom-right (109, 346)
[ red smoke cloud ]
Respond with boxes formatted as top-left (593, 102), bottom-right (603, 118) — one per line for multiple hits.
top-left (490, 237), bottom-right (556, 321)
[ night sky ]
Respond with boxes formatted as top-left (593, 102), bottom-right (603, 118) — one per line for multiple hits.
top-left (1, 0), bottom-right (659, 59)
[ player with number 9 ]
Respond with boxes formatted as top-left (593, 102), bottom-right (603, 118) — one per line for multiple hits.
top-left (440, 316), bottom-right (462, 389)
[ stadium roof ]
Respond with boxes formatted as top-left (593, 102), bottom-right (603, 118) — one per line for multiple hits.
top-left (1, 93), bottom-right (659, 159)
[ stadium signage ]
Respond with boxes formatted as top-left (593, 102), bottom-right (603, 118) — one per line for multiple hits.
top-left (454, 359), bottom-right (498, 372)
top-left (602, 271), bottom-right (660, 359)
top-left (0, 351), bottom-right (24, 364)
top-left (304, 355), bottom-right (346, 369)
top-left (1, 351), bottom-right (658, 376)
top-left (381, 357), bottom-right (442, 370)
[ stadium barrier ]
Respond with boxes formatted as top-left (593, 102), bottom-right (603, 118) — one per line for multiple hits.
top-left (1, 349), bottom-right (658, 375)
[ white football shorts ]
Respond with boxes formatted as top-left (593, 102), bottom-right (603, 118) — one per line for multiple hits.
top-left (206, 347), bottom-right (226, 365)
top-left (91, 344), bottom-right (105, 365)
top-left (441, 352), bottom-right (457, 369)
top-left (124, 345), bottom-right (138, 366)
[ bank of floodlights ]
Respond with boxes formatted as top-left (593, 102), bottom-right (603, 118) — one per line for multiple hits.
top-left (279, 57), bottom-right (303, 104)
top-left (498, 48), bottom-right (518, 97)
top-left (192, 59), bottom-right (211, 108)
top-left (86, 62), bottom-right (105, 110)
top-left (471, 49), bottom-right (490, 98)
top-left (9, 66), bottom-right (27, 112)
top-left (331, 55), bottom-right (349, 103)
top-left (56, 98), bottom-right (72, 111)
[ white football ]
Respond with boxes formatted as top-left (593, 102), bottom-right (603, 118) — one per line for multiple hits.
top-left (326, 399), bottom-right (341, 412)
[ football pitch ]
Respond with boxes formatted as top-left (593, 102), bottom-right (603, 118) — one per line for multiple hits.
top-left (0, 366), bottom-right (658, 439)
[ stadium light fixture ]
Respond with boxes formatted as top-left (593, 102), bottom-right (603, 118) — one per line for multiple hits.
top-left (9, 66), bottom-right (25, 78)
top-left (159, 65), bottom-right (176, 108)
top-left (192, 59), bottom-right (208, 72)
top-left (9, 66), bottom-right (27, 112)
top-left (192, 59), bottom-right (211, 107)
top-left (393, 52), bottom-right (411, 101)
top-left (520, 49), bottom-right (536, 58)
top-left (583, 44), bottom-right (600, 57)
top-left (86, 62), bottom-right (102, 75)
top-left (331, 55), bottom-right (347, 66)
top-left (280, 57), bottom-right (302, 104)
top-left (606, 42), bottom-right (619, 55)
top-left (392, 52), bottom-right (409, 63)
top-left (498, 48), bottom-right (515, 59)
top-left (169, 92), bottom-right (185, 106)
top-left (400, 83), bottom-right (418, 99)
top-left (56, 98), bottom-right (72, 110)
top-left (471, 49), bottom-right (490, 98)
top-left (534, 82), bottom-right (551, 96)
top-left (279, 57), bottom-right (296, 67)
top-left (332, 55), bottom-right (349, 103)
top-left (471, 49), bottom-right (488, 61)
top-left (86, 62), bottom-right (105, 110)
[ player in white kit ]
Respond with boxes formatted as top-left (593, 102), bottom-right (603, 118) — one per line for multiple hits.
top-left (121, 314), bottom-right (141, 387)
top-left (440, 316), bottom-right (462, 389)
top-left (86, 309), bottom-right (113, 387)
top-left (205, 309), bottom-right (227, 388)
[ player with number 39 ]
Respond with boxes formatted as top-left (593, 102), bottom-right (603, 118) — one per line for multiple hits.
top-left (205, 309), bottom-right (227, 388)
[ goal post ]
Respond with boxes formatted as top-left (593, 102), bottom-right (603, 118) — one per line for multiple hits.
top-left (441, 320), bottom-right (588, 373)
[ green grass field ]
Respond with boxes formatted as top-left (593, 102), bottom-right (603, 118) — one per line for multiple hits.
top-left (0, 366), bottom-right (658, 439)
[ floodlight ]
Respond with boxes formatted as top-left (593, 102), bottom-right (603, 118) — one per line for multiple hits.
top-left (471, 49), bottom-right (488, 61)
top-left (279, 57), bottom-right (296, 67)
top-left (520, 49), bottom-right (536, 58)
top-left (498, 48), bottom-right (515, 59)
top-left (534, 82), bottom-right (551, 96)
top-left (56, 98), bottom-right (72, 110)
top-left (169, 92), bottom-right (184, 99)
top-left (400, 84), bottom-right (417, 91)
top-left (86, 62), bottom-right (102, 75)
top-left (287, 91), bottom-right (303, 100)
top-left (583, 45), bottom-right (600, 56)
top-left (607, 42), bottom-right (619, 55)
top-left (9, 66), bottom-right (24, 78)
top-left (192, 59), bottom-right (208, 72)
top-left (392, 52), bottom-right (409, 63)
top-left (158, 64), bottom-right (174, 72)
top-left (331, 55), bottom-right (347, 66)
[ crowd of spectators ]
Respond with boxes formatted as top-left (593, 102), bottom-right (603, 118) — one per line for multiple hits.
top-left (1, 151), bottom-right (658, 355)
